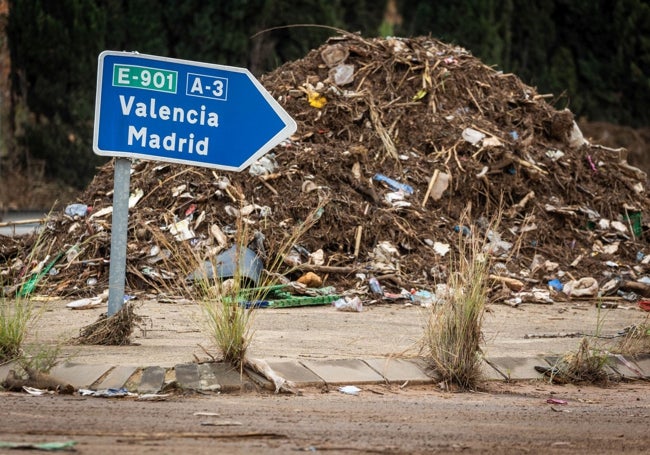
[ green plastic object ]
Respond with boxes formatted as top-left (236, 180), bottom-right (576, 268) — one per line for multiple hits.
top-left (225, 284), bottom-right (339, 309)
top-left (17, 252), bottom-right (63, 298)
top-left (624, 211), bottom-right (643, 238)
top-left (268, 294), bottom-right (340, 308)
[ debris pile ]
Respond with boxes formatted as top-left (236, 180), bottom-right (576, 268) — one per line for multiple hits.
top-left (2, 34), bottom-right (650, 306)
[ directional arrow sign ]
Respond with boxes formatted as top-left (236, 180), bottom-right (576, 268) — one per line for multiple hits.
top-left (93, 51), bottom-right (296, 171)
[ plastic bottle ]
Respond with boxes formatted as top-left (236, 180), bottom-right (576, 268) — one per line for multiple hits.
top-left (368, 277), bottom-right (383, 295)
top-left (410, 289), bottom-right (434, 306)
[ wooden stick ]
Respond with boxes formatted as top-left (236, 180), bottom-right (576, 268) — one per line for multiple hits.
top-left (421, 169), bottom-right (440, 208)
top-left (295, 264), bottom-right (359, 274)
top-left (489, 274), bottom-right (525, 292)
top-left (353, 225), bottom-right (363, 258)
top-left (258, 177), bottom-right (279, 196)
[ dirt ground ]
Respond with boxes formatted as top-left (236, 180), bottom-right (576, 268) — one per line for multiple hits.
top-left (1, 381), bottom-right (649, 454)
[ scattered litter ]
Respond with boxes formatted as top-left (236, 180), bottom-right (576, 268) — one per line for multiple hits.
top-left (245, 358), bottom-right (298, 394)
top-left (563, 277), bottom-right (598, 298)
top-left (338, 385), bottom-right (361, 395)
top-left (297, 271), bottom-right (323, 288)
top-left (168, 218), bottom-right (195, 241)
top-left (66, 289), bottom-right (109, 309)
top-left (411, 289), bottom-right (435, 307)
top-left (136, 393), bottom-right (172, 401)
top-left (0, 441), bottom-right (77, 451)
top-left (433, 242), bottom-right (450, 257)
top-left (425, 170), bottom-right (450, 202)
top-left (373, 173), bottom-right (414, 195)
top-left (546, 149), bottom-right (565, 161)
top-left (461, 127), bottom-right (485, 145)
top-left (249, 154), bottom-right (279, 176)
top-left (22, 386), bottom-right (54, 396)
top-left (79, 387), bottom-right (135, 398)
top-left (188, 245), bottom-right (263, 286)
top-left (330, 64), bottom-right (355, 86)
top-left (320, 43), bottom-right (349, 67)
top-left (368, 277), bottom-right (383, 295)
top-left (454, 225), bottom-right (471, 236)
top-left (548, 279), bottom-right (563, 292)
top-left (129, 188), bottom-right (144, 208)
top-left (64, 203), bottom-right (91, 218)
top-left (546, 398), bottom-right (568, 405)
top-left (307, 90), bottom-right (327, 108)
top-left (332, 296), bottom-right (363, 312)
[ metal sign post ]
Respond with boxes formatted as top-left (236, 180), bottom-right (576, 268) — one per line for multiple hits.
top-left (93, 51), bottom-right (296, 315)
top-left (106, 157), bottom-right (131, 316)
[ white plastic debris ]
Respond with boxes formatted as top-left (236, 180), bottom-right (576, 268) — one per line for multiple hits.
top-left (568, 121), bottom-right (588, 148)
top-left (562, 277), bottom-right (598, 298)
top-left (332, 296), bottom-right (363, 312)
top-left (89, 206), bottom-right (113, 219)
top-left (169, 218), bottom-right (195, 241)
top-left (23, 386), bottom-right (53, 396)
top-left (330, 64), bottom-right (355, 86)
top-left (248, 154), bottom-right (278, 176)
top-left (545, 149), bottom-right (565, 161)
top-left (172, 184), bottom-right (187, 197)
top-left (610, 221), bottom-right (628, 234)
top-left (461, 128), bottom-right (485, 145)
top-left (338, 385), bottom-right (361, 395)
top-left (482, 136), bottom-right (503, 147)
top-left (429, 171), bottom-right (451, 201)
top-left (373, 241), bottom-right (399, 264)
top-left (128, 188), bottom-right (144, 208)
top-left (309, 249), bottom-right (325, 266)
top-left (433, 242), bottom-right (450, 257)
top-left (66, 296), bottom-right (103, 310)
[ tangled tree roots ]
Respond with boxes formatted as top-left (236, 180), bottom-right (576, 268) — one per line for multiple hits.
top-left (74, 303), bottom-right (142, 345)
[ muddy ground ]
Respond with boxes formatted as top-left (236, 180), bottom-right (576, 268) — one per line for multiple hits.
top-left (1, 381), bottom-right (649, 454)
top-left (3, 296), bottom-right (649, 454)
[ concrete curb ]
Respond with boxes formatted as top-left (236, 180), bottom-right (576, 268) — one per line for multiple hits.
top-left (3, 354), bottom-right (646, 394)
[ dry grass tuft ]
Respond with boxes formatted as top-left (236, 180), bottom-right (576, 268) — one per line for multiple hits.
top-left (544, 338), bottom-right (612, 385)
top-left (423, 210), bottom-right (493, 390)
top-left (74, 303), bottom-right (143, 345)
top-left (0, 297), bottom-right (32, 362)
top-left (615, 316), bottom-right (650, 356)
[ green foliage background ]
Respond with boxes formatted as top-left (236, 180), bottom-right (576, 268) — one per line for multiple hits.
top-left (4, 0), bottom-right (649, 189)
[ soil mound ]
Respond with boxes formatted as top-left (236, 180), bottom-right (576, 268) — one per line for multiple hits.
top-left (2, 34), bottom-right (649, 301)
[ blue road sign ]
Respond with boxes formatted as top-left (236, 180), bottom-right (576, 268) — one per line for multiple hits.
top-left (93, 51), bottom-right (297, 171)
